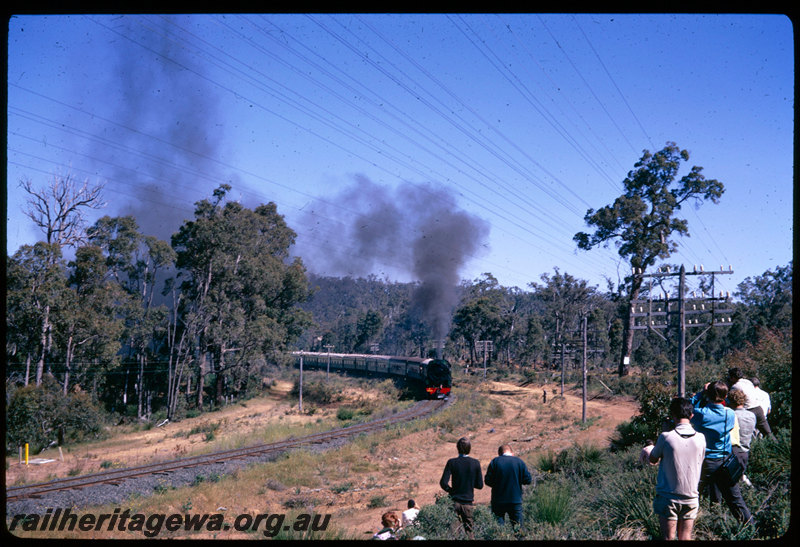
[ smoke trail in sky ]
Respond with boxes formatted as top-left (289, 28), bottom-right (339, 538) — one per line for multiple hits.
top-left (298, 175), bottom-right (490, 342)
top-left (90, 15), bottom-right (230, 243)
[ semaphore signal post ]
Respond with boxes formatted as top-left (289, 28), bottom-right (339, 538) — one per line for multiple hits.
top-left (631, 264), bottom-right (734, 397)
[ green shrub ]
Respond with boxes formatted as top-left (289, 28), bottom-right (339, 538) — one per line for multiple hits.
top-left (590, 466), bottom-right (660, 539)
top-left (528, 479), bottom-right (573, 524)
top-left (336, 407), bottom-right (355, 421)
top-left (413, 495), bottom-right (460, 539)
top-left (367, 495), bottom-right (388, 508)
top-left (694, 498), bottom-right (758, 540)
top-left (537, 443), bottom-right (606, 478)
top-left (747, 427), bottom-right (791, 484)
top-left (5, 375), bottom-right (106, 452)
top-left (291, 378), bottom-right (340, 405)
top-left (609, 377), bottom-right (673, 451)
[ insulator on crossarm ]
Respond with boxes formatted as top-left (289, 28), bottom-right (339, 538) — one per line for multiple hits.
top-left (729, 265), bottom-right (733, 272)
top-left (700, 265), bottom-right (704, 272)
top-left (693, 265), bottom-right (697, 273)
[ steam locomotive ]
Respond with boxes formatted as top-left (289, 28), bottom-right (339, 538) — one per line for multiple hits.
top-left (292, 352), bottom-right (452, 399)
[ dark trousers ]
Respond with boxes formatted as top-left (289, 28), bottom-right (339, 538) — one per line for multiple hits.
top-left (453, 501), bottom-right (475, 533)
top-left (733, 445), bottom-right (750, 471)
top-left (699, 457), bottom-right (753, 524)
top-left (748, 406), bottom-right (774, 438)
top-left (491, 502), bottom-right (524, 527)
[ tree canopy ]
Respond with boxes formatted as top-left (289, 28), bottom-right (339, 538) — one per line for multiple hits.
top-left (574, 142), bottom-right (724, 375)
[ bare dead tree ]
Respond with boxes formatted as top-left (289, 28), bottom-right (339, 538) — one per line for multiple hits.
top-left (19, 172), bottom-right (107, 253)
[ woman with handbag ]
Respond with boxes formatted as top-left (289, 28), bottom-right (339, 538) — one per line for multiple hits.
top-left (690, 381), bottom-right (754, 526)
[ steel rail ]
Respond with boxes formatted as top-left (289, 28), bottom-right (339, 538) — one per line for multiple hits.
top-left (6, 397), bottom-right (450, 502)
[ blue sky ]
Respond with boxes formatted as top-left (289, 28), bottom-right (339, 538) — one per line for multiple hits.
top-left (6, 13), bottom-right (794, 297)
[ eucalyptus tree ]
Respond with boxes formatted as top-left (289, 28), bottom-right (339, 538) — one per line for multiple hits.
top-left (87, 215), bottom-right (175, 418)
top-left (732, 261), bottom-right (792, 345)
top-left (61, 245), bottom-right (125, 396)
top-left (14, 173), bottom-right (106, 385)
top-left (171, 185), bottom-right (311, 408)
top-left (450, 274), bottom-right (512, 366)
top-left (6, 243), bottom-right (68, 386)
top-left (573, 142), bottom-right (724, 375)
top-left (529, 268), bottom-right (600, 370)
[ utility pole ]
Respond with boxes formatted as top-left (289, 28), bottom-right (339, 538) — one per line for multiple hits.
top-left (298, 351), bottom-right (304, 413)
top-left (582, 315), bottom-right (588, 423)
top-left (550, 321), bottom-right (603, 401)
top-left (324, 345), bottom-right (334, 378)
top-left (476, 340), bottom-right (493, 379)
top-left (631, 264), bottom-right (734, 397)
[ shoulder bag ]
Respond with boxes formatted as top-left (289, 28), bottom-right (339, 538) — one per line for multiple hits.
top-left (713, 411), bottom-right (744, 487)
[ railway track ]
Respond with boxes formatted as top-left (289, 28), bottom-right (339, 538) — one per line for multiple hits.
top-left (7, 397), bottom-right (450, 503)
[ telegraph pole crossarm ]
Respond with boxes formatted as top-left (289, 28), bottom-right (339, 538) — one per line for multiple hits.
top-left (630, 264), bottom-right (734, 397)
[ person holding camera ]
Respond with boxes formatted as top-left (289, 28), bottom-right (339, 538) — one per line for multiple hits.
top-left (690, 381), bottom-right (753, 526)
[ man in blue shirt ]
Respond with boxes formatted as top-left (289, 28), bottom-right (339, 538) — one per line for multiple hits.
top-left (691, 380), bottom-right (753, 525)
top-left (440, 437), bottom-right (483, 538)
top-left (484, 444), bottom-right (533, 528)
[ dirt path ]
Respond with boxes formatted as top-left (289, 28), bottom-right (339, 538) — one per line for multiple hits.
top-left (315, 381), bottom-right (638, 537)
top-left (6, 381), bottom-right (323, 486)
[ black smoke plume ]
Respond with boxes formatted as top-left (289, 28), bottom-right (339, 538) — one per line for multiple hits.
top-left (91, 15), bottom-right (230, 244)
top-left (298, 175), bottom-right (490, 348)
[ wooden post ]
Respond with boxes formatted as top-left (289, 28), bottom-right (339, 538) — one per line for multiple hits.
top-left (299, 352), bottom-right (304, 413)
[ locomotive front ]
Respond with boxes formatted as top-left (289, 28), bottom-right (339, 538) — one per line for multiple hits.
top-left (424, 358), bottom-right (452, 399)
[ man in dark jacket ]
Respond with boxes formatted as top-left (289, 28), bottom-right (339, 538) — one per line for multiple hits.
top-left (484, 444), bottom-right (533, 527)
top-left (440, 437), bottom-right (483, 538)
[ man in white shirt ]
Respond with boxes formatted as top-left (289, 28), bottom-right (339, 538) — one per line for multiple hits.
top-left (728, 368), bottom-right (774, 438)
top-left (751, 377), bottom-right (772, 416)
top-left (649, 397), bottom-right (707, 541)
top-left (401, 499), bottom-right (419, 528)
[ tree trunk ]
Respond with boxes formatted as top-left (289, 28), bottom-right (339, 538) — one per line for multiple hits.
top-left (137, 353), bottom-right (145, 419)
top-left (63, 334), bottom-right (74, 395)
top-left (35, 303), bottom-right (51, 386)
top-left (197, 352), bottom-right (206, 409)
top-left (619, 279), bottom-right (643, 377)
top-left (215, 347), bottom-right (225, 407)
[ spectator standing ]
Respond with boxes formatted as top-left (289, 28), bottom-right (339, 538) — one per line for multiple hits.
top-left (648, 397), bottom-right (706, 540)
top-left (750, 377), bottom-right (773, 436)
top-left (729, 389), bottom-right (756, 486)
top-left (484, 444), bottom-right (533, 528)
top-left (401, 499), bottom-right (419, 528)
top-left (439, 437), bottom-right (483, 538)
top-left (691, 381), bottom-right (754, 525)
top-left (727, 368), bottom-right (773, 438)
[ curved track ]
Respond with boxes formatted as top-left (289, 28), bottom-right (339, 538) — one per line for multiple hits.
top-left (7, 397), bottom-right (451, 503)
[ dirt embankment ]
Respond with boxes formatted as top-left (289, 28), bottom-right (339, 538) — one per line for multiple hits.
top-left (326, 381), bottom-right (638, 537)
top-left (6, 379), bottom-right (638, 539)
